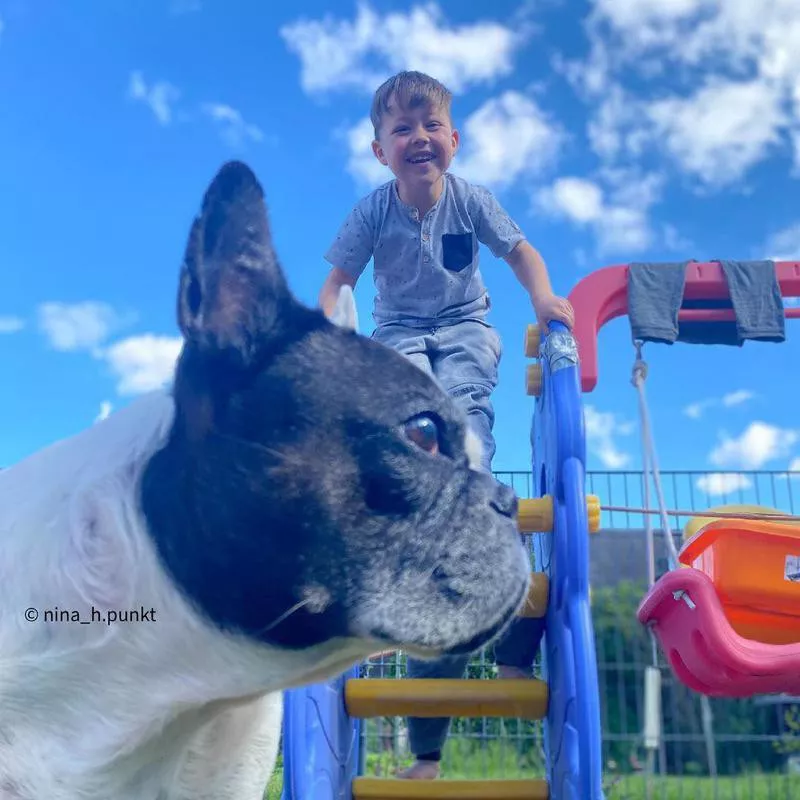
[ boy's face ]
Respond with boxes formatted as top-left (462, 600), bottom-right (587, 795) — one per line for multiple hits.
top-left (372, 96), bottom-right (459, 190)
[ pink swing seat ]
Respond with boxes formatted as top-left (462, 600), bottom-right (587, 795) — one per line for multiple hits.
top-left (637, 567), bottom-right (800, 697)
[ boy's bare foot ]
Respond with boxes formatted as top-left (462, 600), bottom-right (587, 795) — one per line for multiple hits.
top-left (395, 760), bottom-right (440, 780)
top-left (497, 665), bottom-right (531, 679)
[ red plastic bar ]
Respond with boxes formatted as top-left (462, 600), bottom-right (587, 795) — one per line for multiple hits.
top-left (678, 308), bottom-right (800, 322)
top-left (568, 261), bottom-right (800, 393)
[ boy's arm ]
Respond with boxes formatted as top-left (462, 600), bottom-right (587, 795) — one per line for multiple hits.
top-left (504, 240), bottom-right (553, 300)
top-left (319, 267), bottom-right (358, 318)
top-left (470, 185), bottom-right (573, 330)
top-left (320, 200), bottom-right (373, 318)
top-left (504, 240), bottom-right (574, 330)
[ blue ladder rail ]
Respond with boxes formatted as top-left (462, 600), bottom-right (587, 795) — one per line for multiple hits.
top-left (281, 665), bottom-right (361, 800)
top-left (280, 320), bottom-right (605, 799)
top-left (532, 320), bottom-right (605, 799)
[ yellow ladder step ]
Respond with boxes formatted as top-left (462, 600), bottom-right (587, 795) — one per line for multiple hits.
top-left (518, 496), bottom-right (600, 533)
top-left (345, 678), bottom-right (548, 719)
top-left (353, 777), bottom-right (549, 799)
top-left (520, 572), bottom-right (549, 618)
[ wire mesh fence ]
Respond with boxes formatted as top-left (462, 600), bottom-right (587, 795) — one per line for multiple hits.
top-left (356, 469), bottom-right (800, 798)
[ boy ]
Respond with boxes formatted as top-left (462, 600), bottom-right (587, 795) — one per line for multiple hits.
top-left (319, 70), bottom-right (573, 780)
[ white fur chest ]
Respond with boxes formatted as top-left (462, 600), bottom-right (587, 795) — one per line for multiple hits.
top-left (0, 392), bottom-right (357, 799)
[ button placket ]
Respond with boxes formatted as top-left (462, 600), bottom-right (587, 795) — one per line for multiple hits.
top-left (422, 217), bottom-right (431, 262)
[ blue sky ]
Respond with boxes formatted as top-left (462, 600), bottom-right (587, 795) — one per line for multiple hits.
top-left (2, 0), bottom-right (799, 503)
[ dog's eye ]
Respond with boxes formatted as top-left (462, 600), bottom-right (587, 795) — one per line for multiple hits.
top-left (403, 415), bottom-right (440, 455)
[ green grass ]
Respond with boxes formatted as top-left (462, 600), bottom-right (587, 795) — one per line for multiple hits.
top-left (265, 765), bottom-right (282, 800)
top-left (606, 774), bottom-right (800, 799)
top-left (264, 743), bottom-right (800, 799)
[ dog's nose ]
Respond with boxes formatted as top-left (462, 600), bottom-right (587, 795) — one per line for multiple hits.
top-left (489, 483), bottom-right (518, 519)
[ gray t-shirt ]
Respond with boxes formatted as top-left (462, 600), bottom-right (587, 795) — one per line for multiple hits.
top-left (324, 172), bottom-right (525, 327)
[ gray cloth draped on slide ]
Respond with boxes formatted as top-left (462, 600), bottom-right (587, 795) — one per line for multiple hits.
top-left (628, 260), bottom-right (786, 346)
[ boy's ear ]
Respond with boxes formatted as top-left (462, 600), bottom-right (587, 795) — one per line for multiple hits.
top-left (451, 128), bottom-right (460, 155)
top-left (372, 140), bottom-right (388, 165)
top-left (329, 284), bottom-right (359, 333)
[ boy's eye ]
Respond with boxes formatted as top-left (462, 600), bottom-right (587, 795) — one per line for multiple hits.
top-left (403, 415), bottom-right (440, 455)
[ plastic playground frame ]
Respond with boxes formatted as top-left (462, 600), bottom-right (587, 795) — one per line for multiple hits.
top-left (279, 260), bottom-right (800, 800)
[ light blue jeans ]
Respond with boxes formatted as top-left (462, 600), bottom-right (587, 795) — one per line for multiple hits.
top-left (371, 320), bottom-right (544, 760)
top-left (371, 319), bottom-right (500, 471)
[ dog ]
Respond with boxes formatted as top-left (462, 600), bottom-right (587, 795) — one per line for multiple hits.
top-left (0, 161), bottom-right (531, 799)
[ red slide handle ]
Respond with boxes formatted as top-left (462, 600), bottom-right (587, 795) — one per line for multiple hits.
top-left (568, 261), bottom-right (800, 393)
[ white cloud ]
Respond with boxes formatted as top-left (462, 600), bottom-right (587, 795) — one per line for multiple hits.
top-left (571, 0), bottom-right (800, 188)
top-left (280, 2), bottom-right (523, 95)
top-left (201, 103), bottom-right (264, 148)
top-left (709, 421), bottom-right (799, 470)
top-left (94, 401), bottom-right (113, 423)
top-left (343, 91), bottom-right (562, 191)
top-left (684, 400), bottom-right (711, 420)
top-left (763, 222), bottom-right (800, 261)
top-left (591, 0), bottom-right (713, 53)
top-left (696, 472), bottom-right (753, 496)
top-left (450, 92), bottom-right (562, 188)
top-left (599, 0), bottom-right (705, 26)
top-left (685, 389), bottom-right (755, 418)
top-left (722, 390), bottom-right (755, 407)
top-left (540, 177), bottom-right (604, 223)
top-left (102, 334), bottom-right (182, 396)
top-left (583, 405), bottom-right (635, 468)
top-left (128, 71), bottom-right (180, 125)
top-left (342, 117), bottom-right (390, 188)
top-left (37, 301), bottom-right (180, 395)
top-left (0, 315), bottom-right (24, 333)
top-left (646, 79), bottom-right (785, 187)
top-left (789, 457), bottom-right (800, 472)
top-left (535, 172), bottom-right (660, 255)
top-left (37, 302), bottom-right (132, 352)
top-left (584, 86), bottom-right (651, 163)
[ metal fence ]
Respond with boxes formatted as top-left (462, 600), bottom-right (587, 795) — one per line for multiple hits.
top-left (357, 469), bottom-right (800, 799)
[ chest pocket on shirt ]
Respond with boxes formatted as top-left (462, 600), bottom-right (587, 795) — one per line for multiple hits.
top-left (442, 233), bottom-right (474, 273)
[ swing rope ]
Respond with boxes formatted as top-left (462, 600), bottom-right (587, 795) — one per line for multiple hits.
top-left (630, 340), bottom-right (718, 784)
top-left (630, 341), bottom-right (681, 575)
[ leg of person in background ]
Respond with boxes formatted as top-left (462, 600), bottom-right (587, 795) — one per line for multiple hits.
top-left (369, 323), bottom-right (460, 781)
top-left (375, 320), bottom-right (531, 778)
top-left (396, 653), bottom-right (472, 779)
top-left (433, 321), bottom-right (546, 681)
top-left (399, 320), bottom-right (504, 778)
top-left (493, 616), bottom-right (546, 678)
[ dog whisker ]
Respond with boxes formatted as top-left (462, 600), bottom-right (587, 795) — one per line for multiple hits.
top-left (257, 597), bottom-right (314, 636)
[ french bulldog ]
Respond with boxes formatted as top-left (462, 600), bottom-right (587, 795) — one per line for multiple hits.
top-left (0, 161), bottom-right (530, 799)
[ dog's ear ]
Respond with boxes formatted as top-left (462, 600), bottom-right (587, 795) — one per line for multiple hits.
top-left (177, 161), bottom-right (290, 367)
top-left (329, 284), bottom-right (359, 333)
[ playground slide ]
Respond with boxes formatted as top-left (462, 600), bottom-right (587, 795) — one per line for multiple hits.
top-left (281, 665), bottom-right (361, 800)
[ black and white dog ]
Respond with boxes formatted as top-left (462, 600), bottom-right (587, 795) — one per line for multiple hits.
top-left (0, 162), bottom-right (530, 799)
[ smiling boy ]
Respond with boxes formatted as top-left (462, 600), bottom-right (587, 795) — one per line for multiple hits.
top-left (319, 70), bottom-right (572, 780)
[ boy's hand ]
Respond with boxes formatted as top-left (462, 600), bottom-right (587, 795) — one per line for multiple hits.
top-left (533, 292), bottom-right (574, 331)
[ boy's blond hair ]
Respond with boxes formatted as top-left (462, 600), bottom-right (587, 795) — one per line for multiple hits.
top-left (370, 71), bottom-right (452, 139)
